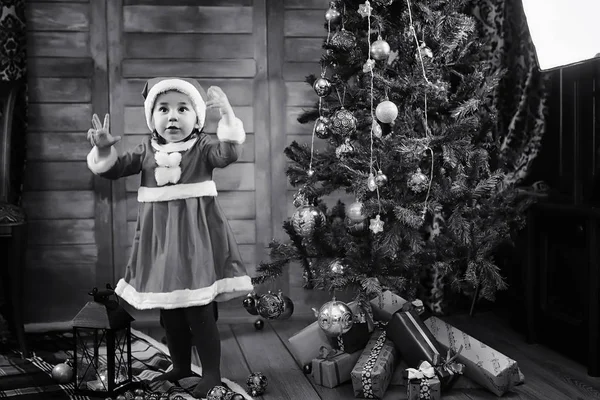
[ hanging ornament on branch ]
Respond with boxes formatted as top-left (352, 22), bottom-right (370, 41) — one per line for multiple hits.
top-left (292, 204), bottom-right (326, 239)
top-left (408, 167), bottom-right (429, 193)
top-left (358, 1), bottom-right (373, 18)
top-left (312, 299), bottom-right (354, 336)
top-left (330, 108), bottom-right (357, 136)
top-left (375, 170), bottom-right (388, 187)
top-left (369, 214), bottom-right (384, 234)
top-left (370, 35), bottom-right (391, 61)
top-left (313, 75), bottom-right (332, 97)
top-left (331, 28), bottom-right (357, 52)
top-left (376, 100), bottom-right (398, 124)
top-left (314, 116), bottom-right (331, 139)
top-left (329, 259), bottom-right (346, 275)
top-left (367, 173), bottom-right (377, 191)
top-left (335, 138), bottom-right (354, 158)
top-left (325, 1), bottom-right (342, 25)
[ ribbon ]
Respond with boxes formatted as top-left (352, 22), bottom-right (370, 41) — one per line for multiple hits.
top-left (406, 361), bottom-right (436, 380)
top-left (400, 299), bottom-right (425, 315)
top-left (433, 345), bottom-right (465, 376)
top-left (317, 345), bottom-right (343, 360)
top-left (314, 346), bottom-right (343, 386)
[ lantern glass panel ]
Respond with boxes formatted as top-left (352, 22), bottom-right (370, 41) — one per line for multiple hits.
top-left (74, 327), bottom-right (109, 392)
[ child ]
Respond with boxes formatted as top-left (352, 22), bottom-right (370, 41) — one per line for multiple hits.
top-left (85, 77), bottom-right (254, 398)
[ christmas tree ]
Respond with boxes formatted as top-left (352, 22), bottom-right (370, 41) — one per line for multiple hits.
top-left (253, 0), bottom-right (534, 314)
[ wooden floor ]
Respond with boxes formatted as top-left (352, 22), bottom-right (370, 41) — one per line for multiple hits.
top-left (142, 312), bottom-right (600, 400)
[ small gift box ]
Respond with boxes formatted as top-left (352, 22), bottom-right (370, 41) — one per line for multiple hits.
top-left (424, 316), bottom-right (523, 396)
top-left (351, 330), bottom-right (397, 398)
top-left (328, 301), bottom-right (374, 354)
top-left (370, 290), bottom-right (425, 321)
top-left (404, 361), bottom-right (442, 400)
top-left (311, 346), bottom-right (362, 388)
top-left (288, 321), bottom-right (331, 367)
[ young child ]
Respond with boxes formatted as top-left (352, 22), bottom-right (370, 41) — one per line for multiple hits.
top-left (85, 77), bottom-right (254, 398)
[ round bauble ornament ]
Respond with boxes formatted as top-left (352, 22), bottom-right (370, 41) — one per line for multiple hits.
top-left (158, 395), bottom-right (169, 400)
top-left (312, 300), bottom-right (354, 336)
top-left (329, 259), bottom-right (345, 274)
top-left (408, 168), bottom-right (429, 193)
top-left (346, 201), bottom-right (365, 222)
top-left (292, 204), bottom-right (326, 239)
top-left (225, 394), bottom-right (245, 400)
top-left (303, 364), bottom-right (312, 374)
top-left (329, 108), bottom-right (357, 136)
top-left (134, 389), bottom-right (145, 397)
top-left (256, 291), bottom-right (284, 319)
top-left (207, 385), bottom-right (229, 400)
top-left (242, 293), bottom-right (258, 315)
top-left (345, 217), bottom-right (368, 236)
top-left (116, 396), bottom-right (127, 400)
top-left (133, 396), bottom-right (144, 400)
top-left (246, 372), bottom-right (268, 396)
top-left (375, 170), bottom-right (388, 187)
top-left (254, 319), bottom-right (264, 330)
top-left (278, 292), bottom-right (295, 319)
top-left (376, 100), bottom-right (398, 124)
top-left (325, 1), bottom-right (341, 24)
top-left (370, 37), bottom-right (391, 60)
top-left (314, 116), bottom-right (331, 139)
top-left (313, 77), bottom-right (332, 97)
top-left (331, 29), bottom-right (357, 52)
top-left (51, 362), bottom-right (73, 384)
top-left (367, 173), bottom-right (377, 191)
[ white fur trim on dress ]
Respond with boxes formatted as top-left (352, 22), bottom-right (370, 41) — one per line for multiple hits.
top-left (145, 79), bottom-right (206, 132)
top-left (155, 166), bottom-right (181, 186)
top-left (155, 151), bottom-right (182, 167)
top-left (151, 137), bottom-right (197, 153)
top-left (216, 117), bottom-right (245, 144)
top-left (86, 146), bottom-right (118, 174)
top-left (115, 275), bottom-right (254, 310)
top-left (137, 180), bottom-right (218, 202)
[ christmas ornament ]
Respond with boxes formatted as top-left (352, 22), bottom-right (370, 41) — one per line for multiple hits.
top-left (329, 108), bottom-right (357, 136)
top-left (376, 100), bottom-right (398, 123)
top-left (372, 122), bottom-right (382, 138)
top-left (370, 36), bottom-right (391, 60)
top-left (133, 396), bottom-right (144, 400)
top-left (369, 214), bottom-right (384, 234)
top-left (116, 395), bottom-right (127, 400)
top-left (303, 364), bottom-right (312, 374)
top-left (254, 319), bottom-right (264, 330)
top-left (313, 77), bottom-right (332, 97)
top-left (256, 291), bottom-right (284, 319)
top-left (292, 189), bottom-right (308, 208)
top-left (329, 259), bottom-right (345, 274)
top-left (158, 395), bottom-right (169, 400)
top-left (292, 204), bottom-right (326, 239)
top-left (171, 396), bottom-right (184, 400)
top-left (367, 173), bottom-right (377, 191)
top-left (246, 372), bottom-right (268, 396)
top-left (417, 42), bottom-right (433, 59)
top-left (345, 217), bottom-right (368, 236)
top-left (242, 292), bottom-right (259, 315)
top-left (278, 290), bottom-right (295, 319)
top-left (375, 170), bottom-right (388, 187)
top-left (408, 168), bottom-right (429, 193)
top-left (346, 201), bottom-right (365, 222)
top-left (312, 300), bottom-right (354, 336)
top-left (358, 2), bottom-right (373, 18)
top-left (314, 116), bottom-right (331, 139)
top-left (330, 29), bottom-right (357, 51)
top-left (362, 59), bottom-right (375, 73)
top-left (307, 169), bottom-right (315, 177)
top-left (134, 389), bottom-right (144, 397)
top-left (325, 1), bottom-right (341, 24)
top-left (335, 138), bottom-right (354, 158)
top-left (51, 362), bottom-right (73, 384)
top-left (225, 394), bottom-right (244, 400)
top-left (207, 386), bottom-right (229, 400)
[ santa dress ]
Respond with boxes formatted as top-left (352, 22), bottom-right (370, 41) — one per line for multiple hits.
top-left (86, 117), bottom-right (254, 309)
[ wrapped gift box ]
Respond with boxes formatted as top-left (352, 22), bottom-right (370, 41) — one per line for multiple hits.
top-left (288, 321), bottom-right (331, 367)
top-left (351, 330), bottom-right (397, 398)
top-left (370, 290), bottom-right (422, 321)
top-left (408, 376), bottom-right (441, 400)
top-left (312, 349), bottom-right (362, 388)
top-left (424, 316), bottom-right (523, 396)
top-left (328, 301), bottom-right (373, 354)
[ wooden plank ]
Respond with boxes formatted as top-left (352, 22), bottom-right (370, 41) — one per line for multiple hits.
top-left (26, 3), bottom-right (89, 31)
top-left (284, 0), bottom-right (330, 8)
top-left (124, 106), bottom-right (254, 133)
top-left (283, 62), bottom-right (321, 82)
top-left (21, 190), bottom-right (95, 219)
top-left (27, 244), bottom-right (97, 267)
top-left (123, 5), bottom-right (252, 33)
top-left (122, 59), bottom-right (256, 78)
top-left (28, 77), bottom-right (92, 103)
top-left (24, 161), bottom-right (94, 190)
top-left (286, 106), bottom-right (314, 134)
top-left (31, 0), bottom-right (89, 3)
top-left (28, 103), bottom-right (91, 132)
top-left (125, 33), bottom-right (254, 59)
top-left (27, 132), bottom-right (91, 161)
top-left (27, 57), bottom-right (94, 78)
top-left (125, 0), bottom-right (251, 5)
top-left (231, 322), bottom-right (321, 400)
top-left (28, 219), bottom-right (95, 245)
top-left (286, 81), bottom-right (317, 106)
top-left (27, 32), bottom-right (90, 57)
top-left (122, 78), bottom-right (254, 106)
top-left (285, 10), bottom-right (328, 37)
top-left (284, 38), bottom-right (324, 62)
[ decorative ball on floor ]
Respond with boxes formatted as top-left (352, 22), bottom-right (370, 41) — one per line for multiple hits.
top-left (134, 389), bottom-right (145, 397)
top-left (158, 394), bottom-right (169, 400)
top-left (242, 292), bottom-right (259, 315)
top-left (303, 364), bottom-right (312, 374)
top-left (246, 372), bottom-right (268, 396)
top-left (51, 361), bottom-right (73, 383)
top-left (254, 319), bottom-right (264, 330)
top-left (133, 396), bottom-right (144, 400)
top-left (115, 395), bottom-right (126, 400)
top-left (207, 385), bottom-right (229, 400)
top-left (224, 393), bottom-right (245, 400)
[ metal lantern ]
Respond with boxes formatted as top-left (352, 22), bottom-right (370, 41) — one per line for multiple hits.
top-left (72, 285), bottom-right (134, 396)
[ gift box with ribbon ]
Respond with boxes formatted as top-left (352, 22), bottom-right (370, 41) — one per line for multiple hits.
top-left (350, 330), bottom-right (397, 398)
top-left (288, 321), bottom-right (332, 367)
top-left (404, 361), bottom-right (442, 400)
top-left (424, 316), bottom-right (523, 396)
top-left (370, 290), bottom-right (426, 321)
top-left (311, 346), bottom-right (362, 388)
top-left (328, 301), bottom-right (374, 354)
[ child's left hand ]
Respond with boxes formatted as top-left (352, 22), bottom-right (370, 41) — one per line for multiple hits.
top-left (206, 86), bottom-right (235, 124)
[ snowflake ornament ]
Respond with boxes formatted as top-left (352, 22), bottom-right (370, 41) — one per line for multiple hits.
top-left (358, 2), bottom-right (373, 18)
top-left (369, 214), bottom-right (384, 234)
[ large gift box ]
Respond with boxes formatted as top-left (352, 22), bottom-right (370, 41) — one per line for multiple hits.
top-left (328, 301), bottom-right (374, 354)
top-left (370, 290), bottom-right (424, 321)
top-left (288, 321), bottom-right (331, 367)
top-left (351, 330), bottom-right (397, 398)
top-left (312, 348), bottom-right (362, 388)
top-left (424, 316), bottom-right (523, 396)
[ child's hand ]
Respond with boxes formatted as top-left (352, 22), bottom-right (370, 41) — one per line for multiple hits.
top-left (206, 86), bottom-right (235, 123)
top-left (87, 113), bottom-right (121, 148)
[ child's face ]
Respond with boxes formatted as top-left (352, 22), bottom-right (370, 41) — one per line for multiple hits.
top-left (152, 90), bottom-right (199, 142)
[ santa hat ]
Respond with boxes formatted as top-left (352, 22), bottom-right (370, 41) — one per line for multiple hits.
top-left (142, 77), bottom-right (207, 132)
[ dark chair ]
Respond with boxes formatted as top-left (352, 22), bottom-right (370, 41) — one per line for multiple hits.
top-left (0, 79), bottom-right (29, 358)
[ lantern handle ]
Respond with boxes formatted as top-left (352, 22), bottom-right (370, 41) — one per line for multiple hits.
top-left (88, 284), bottom-right (119, 304)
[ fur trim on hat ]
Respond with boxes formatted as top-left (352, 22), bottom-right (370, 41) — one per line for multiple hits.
top-left (144, 78), bottom-right (206, 132)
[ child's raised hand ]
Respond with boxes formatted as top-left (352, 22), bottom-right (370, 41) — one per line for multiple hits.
top-left (206, 86), bottom-right (235, 121)
top-left (87, 113), bottom-right (121, 148)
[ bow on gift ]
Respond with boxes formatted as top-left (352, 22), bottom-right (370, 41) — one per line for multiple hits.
top-left (433, 345), bottom-right (465, 376)
top-left (400, 299), bottom-right (425, 315)
top-left (317, 346), bottom-right (343, 360)
top-left (406, 361), bottom-right (436, 380)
